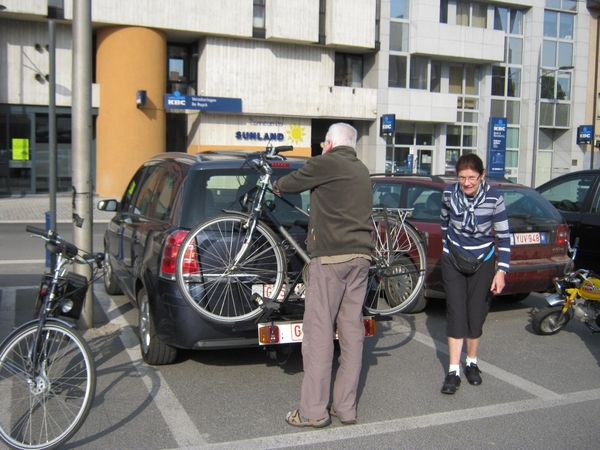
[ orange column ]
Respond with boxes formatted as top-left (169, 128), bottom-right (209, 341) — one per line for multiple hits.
top-left (96, 26), bottom-right (166, 197)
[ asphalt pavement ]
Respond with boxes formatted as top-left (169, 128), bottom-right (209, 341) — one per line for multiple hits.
top-left (1, 194), bottom-right (600, 449)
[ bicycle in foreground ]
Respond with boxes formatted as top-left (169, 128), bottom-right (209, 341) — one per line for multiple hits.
top-left (174, 144), bottom-right (426, 334)
top-left (0, 226), bottom-right (103, 450)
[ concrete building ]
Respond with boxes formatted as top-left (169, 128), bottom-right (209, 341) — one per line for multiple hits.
top-left (0, 0), bottom-right (598, 197)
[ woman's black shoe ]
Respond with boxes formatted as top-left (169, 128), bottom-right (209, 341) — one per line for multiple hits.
top-left (465, 364), bottom-right (482, 385)
top-left (441, 371), bottom-right (461, 394)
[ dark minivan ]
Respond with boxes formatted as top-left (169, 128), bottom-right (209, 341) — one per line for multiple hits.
top-left (98, 151), bottom-right (309, 365)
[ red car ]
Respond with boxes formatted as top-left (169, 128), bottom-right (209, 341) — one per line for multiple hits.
top-left (371, 174), bottom-right (571, 311)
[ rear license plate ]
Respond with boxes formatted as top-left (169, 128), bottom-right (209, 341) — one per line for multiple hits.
top-left (511, 232), bottom-right (547, 245)
top-left (252, 283), bottom-right (305, 300)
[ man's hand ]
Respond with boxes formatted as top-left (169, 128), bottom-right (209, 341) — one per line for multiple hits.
top-left (272, 180), bottom-right (281, 196)
top-left (490, 271), bottom-right (506, 295)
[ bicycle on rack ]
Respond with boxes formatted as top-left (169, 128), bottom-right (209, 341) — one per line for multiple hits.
top-left (174, 144), bottom-right (426, 328)
top-left (0, 226), bottom-right (103, 450)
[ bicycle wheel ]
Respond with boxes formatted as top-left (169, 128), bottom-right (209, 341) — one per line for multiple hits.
top-left (364, 213), bottom-right (427, 315)
top-left (0, 321), bottom-right (96, 450)
top-left (176, 215), bottom-right (287, 324)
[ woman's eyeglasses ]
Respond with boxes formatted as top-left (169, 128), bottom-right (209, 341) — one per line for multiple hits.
top-left (458, 176), bottom-right (481, 184)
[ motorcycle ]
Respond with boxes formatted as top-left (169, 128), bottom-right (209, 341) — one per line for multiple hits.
top-left (532, 240), bottom-right (600, 335)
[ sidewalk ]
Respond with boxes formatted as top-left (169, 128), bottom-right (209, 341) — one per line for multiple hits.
top-left (0, 193), bottom-right (115, 224)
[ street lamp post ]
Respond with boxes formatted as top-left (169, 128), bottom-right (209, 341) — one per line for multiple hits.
top-left (531, 61), bottom-right (574, 188)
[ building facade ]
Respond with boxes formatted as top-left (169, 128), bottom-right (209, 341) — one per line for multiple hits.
top-left (0, 0), bottom-right (598, 197)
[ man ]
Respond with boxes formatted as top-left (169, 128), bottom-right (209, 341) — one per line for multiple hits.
top-left (273, 123), bottom-right (373, 427)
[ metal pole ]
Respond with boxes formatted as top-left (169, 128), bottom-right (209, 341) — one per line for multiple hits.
top-left (48, 20), bottom-right (57, 271)
top-left (531, 49), bottom-right (541, 188)
top-left (72, 0), bottom-right (94, 329)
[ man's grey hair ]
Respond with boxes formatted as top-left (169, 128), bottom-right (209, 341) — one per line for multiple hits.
top-left (326, 123), bottom-right (357, 148)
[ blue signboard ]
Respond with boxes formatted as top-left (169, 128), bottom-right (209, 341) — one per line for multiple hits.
top-left (164, 92), bottom-right (242, 113)
top-left (577, 125), bottom-right (594, 144)
top-left (487, 117), bottom-right (507, 177)
top-left (380, 114), bottom-right (395, 136)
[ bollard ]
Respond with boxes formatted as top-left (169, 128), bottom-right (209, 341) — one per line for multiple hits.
top-left (45, 211), bottom-right (50, 268)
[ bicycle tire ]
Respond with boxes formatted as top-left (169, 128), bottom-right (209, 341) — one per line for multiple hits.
top-left (0, 321), bottom-right (96, 450)
top-left (176, 215), bottom-right (287, 324)
top-left (364, 213), bottom-right (427, 315)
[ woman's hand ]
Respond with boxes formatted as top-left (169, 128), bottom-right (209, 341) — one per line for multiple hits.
top-left (490, 271), bottom-right (506, 295)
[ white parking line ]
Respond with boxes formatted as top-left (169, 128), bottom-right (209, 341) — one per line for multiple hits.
top-left (95, 289), bottom-right (208, 448)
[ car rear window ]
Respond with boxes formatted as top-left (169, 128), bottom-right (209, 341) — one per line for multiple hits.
top-left (180, 168), bottom-right (310, 229)
top-left (499, 187), bottom-right (563, 222)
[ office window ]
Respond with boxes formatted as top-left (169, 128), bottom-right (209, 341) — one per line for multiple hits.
top-left (253, 0), bottom-right (266, 39)
top-left (457, 2), bottom-right (470, 26)
top-left (167, 44), bottom-right (197, 95)
top-left (472, 3), bottom-right (487, 28)
top-left (391, 0), bottom-right (409, 19)
top-left (410, 57), bottom-right (428, 90)
top-left (430, 61), bottom-right (441, 92)
top-left (389, 55), bottom-right (407, 88)
top-left (335, 54), bottom-right (363, 87)
top-left (390, 22), bottom-right (408, 52)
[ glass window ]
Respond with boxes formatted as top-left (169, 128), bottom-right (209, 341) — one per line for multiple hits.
top-left (335, 54), bottom-right (363, 87)
top-left (390, 22), bottom-right (408, 52)
top-left (540, 103), bottom-right (555, 127)
top-left (472, 3), bottom-right (487, 28)
top-left (557, 42), bottom-right (572, 68)
top-left (149, 169), bottom-right (181, 221)
top-left (121, 167), bottom-right (149, 214)
top-left (416, 123), bottom-right (434, 145)
top-left (505, 149), bottom-right (518, 167)
top-left (390, 0), bottom-right (409, 19)
top-left (545, 0), bottom-right (561, 9)
top-left (559, 13), bottom-right (574, 39)
top-left (449, 66), bottom-right (463, 94)
top-left (445, 149), bottom-right (460, 174)
top-left (562, 0), bottom-right (577, 12)
top-left (507, 100), bottom-right (520, 124)
top-left (557, 73), bottom-right (571, 100)
top-left (440, 0), bottom-right (448, 23)
top-left (540, 73), bottom-right (555, 99)
top-left (389, 55), bottom-right (407, 88)
top-left (456, 2), bottom-right (470, 26)
top-left (508, 38), bottom-right (522, 64)
top-left (494, 6), bottom-right (507, 31)
top-left (542, 40), bottom-right (557, 67)
top-left (134, 166), bottom-right (163, 216)
top-left (507, 67), bottom-right (521, 97)
top-left (395, 122), bottom-right (414, 145)
top-left (430, 61), bottom-right (441, 92)
top-left (463, 112), bottom-right (477, 123)
top-left (544, 10), bottom-right (558, 37)
top-left (491, 99), bottom-right (505, 117)
top-left (510, 10), bottom-right (523, 35)
top-left (492, 66), bottom-right (505, 96)
top-left (253, 0), bottom-right (265, 28)
top-left (462, 126), bottom-right (477, 147)
top-left (35, 114), bottom-right (71, 144)
top-left (446, 125), bottom-right (461, 147)
top-left (537, 175), bottom-right (596, 213)
top-left (465, 66), bottom-right (478, 95)
top-left (555, 103), bottom-right (570, 127)
top-left (167, 44), bottom-right (197, 95)
top-left (410, 57), bottom-right (428, 90)
top-left (506, 128), bottom-right (519, 148)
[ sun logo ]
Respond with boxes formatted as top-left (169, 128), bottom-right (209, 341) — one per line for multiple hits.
top-left (286, 124), bottom-right (306, 145)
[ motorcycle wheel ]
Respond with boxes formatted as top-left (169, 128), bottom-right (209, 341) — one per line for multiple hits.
top-left (532, 305), bottom-right (572, 335)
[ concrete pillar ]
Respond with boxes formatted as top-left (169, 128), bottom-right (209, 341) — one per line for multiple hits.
top-left (96, 26), bottom-right (166, 197)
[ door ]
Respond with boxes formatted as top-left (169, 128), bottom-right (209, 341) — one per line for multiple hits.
top-left (536, 151), bottom-right (553, 187)
top-left (416, 149), bottom-right (432, 175)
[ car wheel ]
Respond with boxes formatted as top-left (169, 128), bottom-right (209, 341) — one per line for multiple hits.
top-left (496, 292), bottom-right (530, 303)
top-left (103, 251), bottom-right (123, 295)
top-left (404, 292), bottom-right (428, 313)
top-left (138, 287), bottom-right (177, 365)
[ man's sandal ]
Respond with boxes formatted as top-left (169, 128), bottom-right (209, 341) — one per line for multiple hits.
top-left (285, 409), bottom-right (331, 428)
top-left (329, 404), bottom-right (357, 425)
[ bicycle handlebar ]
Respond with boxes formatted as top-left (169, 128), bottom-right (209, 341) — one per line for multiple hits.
top-left (26, 225), bottom-right (104, 267)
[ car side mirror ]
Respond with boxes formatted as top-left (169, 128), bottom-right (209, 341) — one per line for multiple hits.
top-left (97, 199), bottom-right (119, 212)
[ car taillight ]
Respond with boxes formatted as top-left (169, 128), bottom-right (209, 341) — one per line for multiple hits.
top-left (556, 224), bottom-right (570, 246)
top-left (159, 230), bottom-right (199, 280)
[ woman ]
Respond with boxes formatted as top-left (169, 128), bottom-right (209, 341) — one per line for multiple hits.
top-left (440, 153), bottom-right (510, 395)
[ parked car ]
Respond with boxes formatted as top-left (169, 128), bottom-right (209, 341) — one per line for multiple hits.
top-left (536, 169), bottom-right (600, 273)
top-left (371, 174), bottom-right (571, 309)
top-left (97, 151), bottom-right (310, 365)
